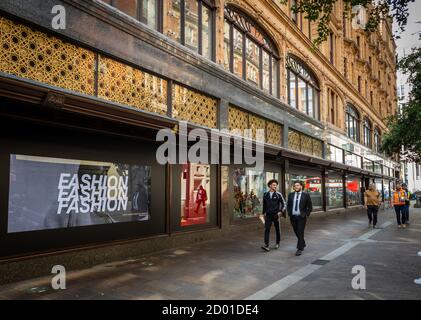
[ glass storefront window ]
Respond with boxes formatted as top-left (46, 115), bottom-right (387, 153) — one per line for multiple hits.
top-left (327, 173), bottom-right (343, 208)
top-left (374, 162), bottom-right (382, 174)
top-left (232, 168), bottom-right (279, 219)
top-left (327, 144), bottom-right (343, 163)
top-left (8, 154), bottom-right (152, 233)
top-left (288, 167), bottom-right (323, 211)
top-left (375, 178), bottom-right (383, 199)
top-left (383, 180), bottom-right (390, 202)
top-left (180, 163), bottom-right (210, 226)
top-left (346, 175), bottom-right (361, 206)
top-left (345, 152), bottom-right (362, 168)
top-left (363, 158), bottom-right (373, 172)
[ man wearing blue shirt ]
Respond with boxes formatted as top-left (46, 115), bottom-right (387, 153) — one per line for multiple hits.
top-left (287, 181), bottom-right (313, 256)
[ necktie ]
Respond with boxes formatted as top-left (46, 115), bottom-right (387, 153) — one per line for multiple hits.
top-left (294, 193), bottom-right (299, 212)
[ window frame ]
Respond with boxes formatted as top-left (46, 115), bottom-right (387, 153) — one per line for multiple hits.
top-left (345, 104), bottom-right (360, 142)
top-left (363, 118), bottom-right (372, 148)
top-left (173, 0), bottom-right (216, 61)
top-left (107, 0), bottom-right (164, 32)
top-left (286, 55), bottom-right (320, 120)
top-left (224, 6), bottom-right (280, 98)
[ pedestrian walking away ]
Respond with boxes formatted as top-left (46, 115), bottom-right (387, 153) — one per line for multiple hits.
top-left (261, 179), bottom-right (286, 252)
top-left (392, 182), bottom-right (409, 229)
top-left (287, 181), bottom-right (313, 256)
top-left (364, 183), bottom-right (381, 228)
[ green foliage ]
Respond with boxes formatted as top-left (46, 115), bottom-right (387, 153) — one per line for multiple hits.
top-left (381, 47), bottom-right (421, 163)
top-left (289, 0), bottom-right (415, 46)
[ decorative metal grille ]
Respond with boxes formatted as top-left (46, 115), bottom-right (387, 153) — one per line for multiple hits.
top-left (301, 134), bottom-right (314, 155)
top-left (288, 129), bottom-right (301, 152)
top-left (249, 114), bottom-right (266, 142)
top-left (98, 56), bottom-right (167, 115)
top-left (0, 16), bottom-right (95, 95)
top-left (228, 106), bottom-right (249, 134)
top-left (266, 121), bottom-right (282, 146)
top-left (312, 139), bottom-right (323, 157)
top-left (172, 84), bottom-right (217, 128)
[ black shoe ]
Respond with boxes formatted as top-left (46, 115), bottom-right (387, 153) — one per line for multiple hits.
top-left (261, 245), bottom-right (270, 252)
top-left (275, 243), bottom-right (280, 249)
top-left (295, 250), bottom-right (302, 256)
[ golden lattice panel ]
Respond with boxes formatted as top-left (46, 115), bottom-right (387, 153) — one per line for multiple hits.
top-left (301, 134), bottom-right (314, 155)
top-left (266, 121), bottom-right (282, 146)
top-left (288, 130), bottom-right (301, 152)
top-left (312, 139), bottom-right (323, 158)
top-left (98, 56), bottom-right (167, 115)
top-left (172, 84), bottom-right (217, 128)
top-left (0, 16), bottom-right (95, 95)
top-left (249, 114), bottom-right (266, 142)
top-left (228, 106), bottom-right (249, 135)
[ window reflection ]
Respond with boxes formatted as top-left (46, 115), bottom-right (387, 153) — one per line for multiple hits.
top-left (233, 28), bottom-right (243, 78)
top-left (289, 173), bottom-right (323, 210)
top-left (180, 163), bottom-right (210, 226)
top-left (327, 173), bottom-right (343, 208)
top-left (286, 55), bottom-right (319, 120)
top-left (246, 38), bottom-right (260, 86)
top-left (224, 6), bottom-right (279, 96)
top-left (233, 168), bottom-right (279, 219)
top-left (202, 5), bottom-right (212, 60)
top-left (346, 175), bottom-right (361, 206)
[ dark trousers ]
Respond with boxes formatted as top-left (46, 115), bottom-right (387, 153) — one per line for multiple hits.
top-left (394, 205), bottom-right (406, 225)
top-left (367, 205), bottom-right (379, 226)
top-left (290, 215), bottom-right (307, 250)
top-left (264, 214), bottom-right (280, 245)
top-left (403, 205), bottom-right (410, 222)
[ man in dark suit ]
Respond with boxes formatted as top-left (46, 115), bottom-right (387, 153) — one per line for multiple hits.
top-left (261, 179), bottom-right (285, 252)
top-left (287, 181), bottom-right (313, 256)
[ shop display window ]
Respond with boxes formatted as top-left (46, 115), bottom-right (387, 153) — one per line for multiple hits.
top-left (180, 163), bottom-right (211, 226)
top-left (232, 168), bottom-right (279, 219)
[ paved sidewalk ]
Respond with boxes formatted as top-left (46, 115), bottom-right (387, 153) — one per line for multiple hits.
top-left (0, 206), bottom-right (420, 300)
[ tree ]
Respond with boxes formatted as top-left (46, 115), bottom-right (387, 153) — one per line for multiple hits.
top-left (381, 46), bottom-right (421, 163)
top-left (281, 0), bottom-right (415, 46)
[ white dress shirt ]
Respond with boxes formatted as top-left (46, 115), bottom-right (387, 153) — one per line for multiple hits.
top-left (292, 191), bottom-right (302, 216)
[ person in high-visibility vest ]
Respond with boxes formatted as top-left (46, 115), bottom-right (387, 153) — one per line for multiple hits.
top-left (392, 182), bottom-right (409, 228)
top-left (402, 184), bottom-right (412, 225)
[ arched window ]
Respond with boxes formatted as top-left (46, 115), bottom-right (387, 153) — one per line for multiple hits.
top-left (363, 118), bottom-right (372, 148)
top-left (287, 55), bottom-right (320, 120)
top-left (167, 0), bottom-right (216, 60)
top-left (374, 127), bottom-right (381, 153)
top-left (345, 104), bottom-right (360, 142)
top-left (223, 6), bottom-right (280, 97)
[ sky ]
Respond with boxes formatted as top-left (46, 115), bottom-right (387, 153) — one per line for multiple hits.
top-left (393, 0), bottom-right (421, 57)
top-left (392, 0), bottom-right (421, 97)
